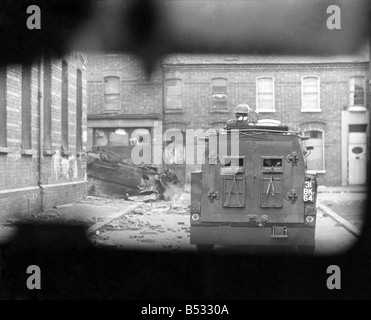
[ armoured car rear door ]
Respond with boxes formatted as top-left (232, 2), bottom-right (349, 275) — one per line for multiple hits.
top-left (253, 140), bottom-right (297, 222)
top-left (200, 140), bottom-right (254, 223)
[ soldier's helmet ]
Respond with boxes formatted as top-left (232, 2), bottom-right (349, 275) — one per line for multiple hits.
top-left (234, 104), bottom-right (252, 118)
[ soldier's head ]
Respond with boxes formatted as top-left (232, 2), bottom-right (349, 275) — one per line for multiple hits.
top-left (234, 104), bottom-right (252, 118)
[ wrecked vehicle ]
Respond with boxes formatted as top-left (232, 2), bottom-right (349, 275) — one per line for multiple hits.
top-left (87, 148), bottom-right (183, 200)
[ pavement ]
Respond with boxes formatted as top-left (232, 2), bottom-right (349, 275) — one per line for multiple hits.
top-left (314, 208), bottom-right (358, 256)
top-left (317, 185), bottom-right (368, 193)
top-left (314, 186), bottom-right (366, 255)
top-left (0, 196), bottom-right (146, 244)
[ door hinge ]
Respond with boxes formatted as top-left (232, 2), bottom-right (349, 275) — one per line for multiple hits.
top-left (285, 189), bottom-right (298, 203)
top-left (286, 152), bottom-right (299, 166)
top-left (207, 189), bottom-right (220, 203)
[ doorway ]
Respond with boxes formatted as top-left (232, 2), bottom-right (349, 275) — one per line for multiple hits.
top-left (348, 131), bottom-right (367, 185)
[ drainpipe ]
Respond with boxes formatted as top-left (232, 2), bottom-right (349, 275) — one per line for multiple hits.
top-left (38, 55), bottom-right (44, 212)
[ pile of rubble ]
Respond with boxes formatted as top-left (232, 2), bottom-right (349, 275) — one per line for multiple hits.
top-left (128, 197), bottom-right (190, 216)
top-left (89, 193), bottom-right (191, 249)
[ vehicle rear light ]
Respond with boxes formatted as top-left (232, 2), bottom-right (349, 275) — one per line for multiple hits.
top-left (192, 213), bottom-right (200, 221)
top-left (306, 216), bottom-right (314, 223)
top-left (304, 215), bottom-right (316, 227)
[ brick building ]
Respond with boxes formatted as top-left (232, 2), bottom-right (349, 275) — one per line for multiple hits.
top-left (0, 53), bottom-right (88, 222)
top-left (86, 54), bottom-right (163, 163)
top-left (164, 49), bottom-right (370, 186)
top-left (86, 48), bottom-right (369, 186)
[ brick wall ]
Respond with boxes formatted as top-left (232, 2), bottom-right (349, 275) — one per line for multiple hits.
top-left (0, 53), bottom-right (88, 222)
top-left (85, 52), bottom-right (369, 186)
top-left (163, 63), bottom-right (369, 185)
top-left (87, 54), bottom-right (163, 115)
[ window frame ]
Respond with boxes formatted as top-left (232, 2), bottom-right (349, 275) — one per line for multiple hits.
top-left (165, 78), bottom-right (183, 111)
top-left (301, 76), bottom-right (321, 112)
top-left (104, 76), bottom-right (121, 111)
top-left (61, 60), bottom-right (69, 153)
top-left (211, 77), bottom-right (228, 111)
top-left (349, 76), bottom-right (366, 111)
top-left (256, 76), bottom-right (275, 113)
top-left (43, 55), bottom-right (53, 152)
top-left (21, 63), bottom-right (32, 152)
top-left (76, 68), bottom-right (83, 154)
top-left (0, 65), bottom-right (7, 150)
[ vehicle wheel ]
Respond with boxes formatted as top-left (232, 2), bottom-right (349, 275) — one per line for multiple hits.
top-left (196, 244), bottom-right (214, 253)
top-left (297, 246), bottom-right (315, 256)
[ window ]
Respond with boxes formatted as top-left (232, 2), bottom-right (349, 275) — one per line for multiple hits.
top-left (211, 78), bottom-right (227, 110)
top-left (94, 129), bottom-right (129, 147)
top-left (304, 130), bottom-right (325, 171)
top-left (104, 76), bottom-right (120, 111)
top-left (76, 69), bottom-right (83, 153)
top-left (61, 60), bottom-right (69, 151)
top-left (256, 77), bottom-right (274, 112)
top-left (221, 156), bottom-right (245, 175)
top-left (109, 129), bottom-right (129, 146)
top-left (0, 66), bottom-right (6, 148)
top-left (261, 156), bottom-right (283, 173)
top-left (43, 55), bottom-right (52, 150)
top-left (349, 124), bottom-right (367, 133)
top-left (21, 64), bottom-right (32, 150)
top-left (302, 76), bottom-right (320, 111)
top-left (165, 79), bottom-right (182, 110)
top-left (349, 76), bottom-right (365, 109)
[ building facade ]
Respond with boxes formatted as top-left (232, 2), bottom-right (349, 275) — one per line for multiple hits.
top-left (86, 54), bottom-right (163, 165)
top-left (86, 49), bottom-right (369, 186)
top-left (0, 53), bottom-right (88, 222)
top-left (164, 52), bottom-right (370, 186)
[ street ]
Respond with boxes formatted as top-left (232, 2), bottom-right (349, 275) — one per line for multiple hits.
top-left (87, 192), bottom-right (364, 255)
top-left (0, 189), bottom-right (366, 256)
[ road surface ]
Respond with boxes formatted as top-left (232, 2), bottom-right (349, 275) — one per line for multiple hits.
top-left (87, 193), bottom-right (362, 256)
top-left (0, 192), bottom-right (364, 256)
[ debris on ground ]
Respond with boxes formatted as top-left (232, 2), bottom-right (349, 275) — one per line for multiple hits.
top-left (130, 208), bottom-right (143, 215)
top-left (31, 210), bottom-right (62, 221)
top-left (104, 223), bottom-right (126, 231)
top-left (4, 219), bottom-right (18, 227)
top-left (54, 203), bottom-right (73, 209)
top-left (78, 191), bottom-right (192, 252)
top-left (0, 189), bottom-right (192, 251)
top-left (128, 193), bottom-right (157, 202)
